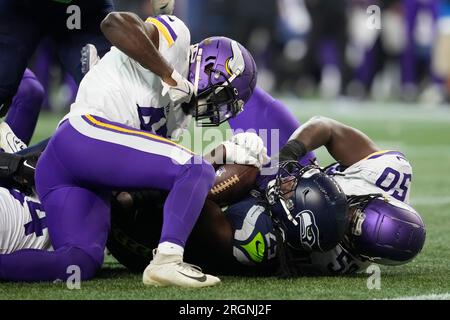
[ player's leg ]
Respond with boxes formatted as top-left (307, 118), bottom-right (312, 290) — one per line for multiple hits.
top-left (0, 0), bottom-right (42, 116)
top-left (4, 69), bottom-right (44, 145)
top-left (228, 87), bottom-right (316, 166)
top-left (54, 1), bottom-right (113, 83)
top-left (0, 187), bottom-right (109, 281)
top-left (36, 115), bottom-right (219, 287)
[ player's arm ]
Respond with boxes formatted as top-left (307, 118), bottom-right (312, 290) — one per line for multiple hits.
top-left (100, 12), bottom-right (176, 86)
top-left (279, 116), bottom-right (379, 167)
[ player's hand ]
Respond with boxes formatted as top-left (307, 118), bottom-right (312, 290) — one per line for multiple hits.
top-left (161, 69), bottom-right (195, 105)
top-left (229, 132), bottom-right (270, 167)
top-left (222, 141), bottom-right (261, 168)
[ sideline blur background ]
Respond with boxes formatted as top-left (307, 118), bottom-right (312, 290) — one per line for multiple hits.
top-left (28, 0), bottom-right (450, 112)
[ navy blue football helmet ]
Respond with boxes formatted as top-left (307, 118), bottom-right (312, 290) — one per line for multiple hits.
top-left (266, 162), bottom-right (349, 252)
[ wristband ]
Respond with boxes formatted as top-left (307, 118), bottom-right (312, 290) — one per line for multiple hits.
top-left (279, 140), bottom-right (307, 162)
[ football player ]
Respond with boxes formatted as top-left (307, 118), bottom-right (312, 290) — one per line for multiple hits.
top-left (258, 116), bottom-right (426, 275)
top-left (106, 117), bottom-right (426, 277)
top-left (82, 38), bottom-right (317, 164)
top-left (0, 8), bottom-right (264, 287)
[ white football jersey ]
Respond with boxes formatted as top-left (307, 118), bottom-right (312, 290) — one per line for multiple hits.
top-left (0, 188), bottom-right (51, 254)
top-left (326, 150), bottom-right (413, 204)
top-left (65, 15), bottom-right (191, 139)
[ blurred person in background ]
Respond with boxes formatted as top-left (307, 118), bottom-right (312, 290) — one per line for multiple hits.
top-left (0, 0), bottom-right (114, 117)
top-left (349, 0), bottom-right (405, 99)
top-left (402, 0), bottom-right (440, 103)
top-left (432, 0), bottom-right (450, 101)
top-left (296, 0), bottom-right (350, 99)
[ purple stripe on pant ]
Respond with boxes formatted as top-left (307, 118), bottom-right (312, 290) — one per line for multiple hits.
top-left (0, 115), bottom-right (215, 282)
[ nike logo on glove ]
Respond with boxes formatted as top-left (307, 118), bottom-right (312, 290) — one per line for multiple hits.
top-left (22, 160), bottom-right (36, 170)
top-left (177, 271), bottom-right (207, 282)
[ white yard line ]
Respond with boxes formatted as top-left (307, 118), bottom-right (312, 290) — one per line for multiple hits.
top-left (389, 293), bottom-right (450, 300)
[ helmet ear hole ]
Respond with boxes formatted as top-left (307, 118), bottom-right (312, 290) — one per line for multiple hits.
top-left (204, 63), bottom-right (214, 75)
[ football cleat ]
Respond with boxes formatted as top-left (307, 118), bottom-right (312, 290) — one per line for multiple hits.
top-left (81, 44), bottom-right (100, 75)
top-left (0, 122), bottom-right (27, 153)
top-left (143, 249), bottom-right (221, 288)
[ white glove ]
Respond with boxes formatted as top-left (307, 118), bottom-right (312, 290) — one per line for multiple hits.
top-left (222, 133), bottom-right (271, 169)
top-left (161, 69), bottom-right (195, 105)
top-left (230, 132), bottom-right (270, 167)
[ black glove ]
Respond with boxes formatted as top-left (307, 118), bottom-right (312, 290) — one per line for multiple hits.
top-left (278, 140), bottom-right (307, 162)
top-left (0, 152), bottom-right (38, 190)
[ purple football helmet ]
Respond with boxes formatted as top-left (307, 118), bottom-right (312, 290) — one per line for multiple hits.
top-left (344, 196), bottom-right (426, 265)
top-left (188, 37), bottom-right (257, 126)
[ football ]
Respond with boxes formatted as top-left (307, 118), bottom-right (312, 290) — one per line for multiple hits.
top-left (207, 164), bottom-right (259, 206)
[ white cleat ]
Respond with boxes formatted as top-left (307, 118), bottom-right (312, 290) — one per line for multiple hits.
top-left (0, 122), bottom-right (27, 153)
top-left (143, 250), bottom-right (221, 288)
top-left (81, 44), bottom-right (100, 75)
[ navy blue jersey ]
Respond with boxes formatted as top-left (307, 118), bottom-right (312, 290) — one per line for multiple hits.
top-left (224, 193), bottom-right (279, 266)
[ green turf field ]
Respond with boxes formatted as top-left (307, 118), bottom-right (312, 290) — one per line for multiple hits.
top-left (1, 99), bottom-right (449, 300)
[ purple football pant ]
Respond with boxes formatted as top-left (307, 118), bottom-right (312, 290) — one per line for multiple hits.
top-left (228, 87), bottom-right (316, 166)
top-left (0, 115), bottom-right (214, 282)
top-left (5, 69), bottom-right (44, 145)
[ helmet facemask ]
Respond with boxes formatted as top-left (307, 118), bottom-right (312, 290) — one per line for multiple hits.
top-left (194, 72), bottom-right (244, 127)
top-left (266, 162), bottom-right (323, 252)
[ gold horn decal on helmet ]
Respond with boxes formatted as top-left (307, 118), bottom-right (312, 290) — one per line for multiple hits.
top-left (225, 58), bottom-right (233, 76)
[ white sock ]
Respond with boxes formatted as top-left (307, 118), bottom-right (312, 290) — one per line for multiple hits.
top-left (157, 242), bottom-right (184, 256)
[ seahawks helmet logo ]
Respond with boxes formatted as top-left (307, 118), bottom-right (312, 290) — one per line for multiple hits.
top-left (296, 210), bottom-right (321, 251)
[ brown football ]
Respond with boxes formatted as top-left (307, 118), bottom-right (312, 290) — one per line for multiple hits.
top-left (207, 164), bottom-right (259, 206)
